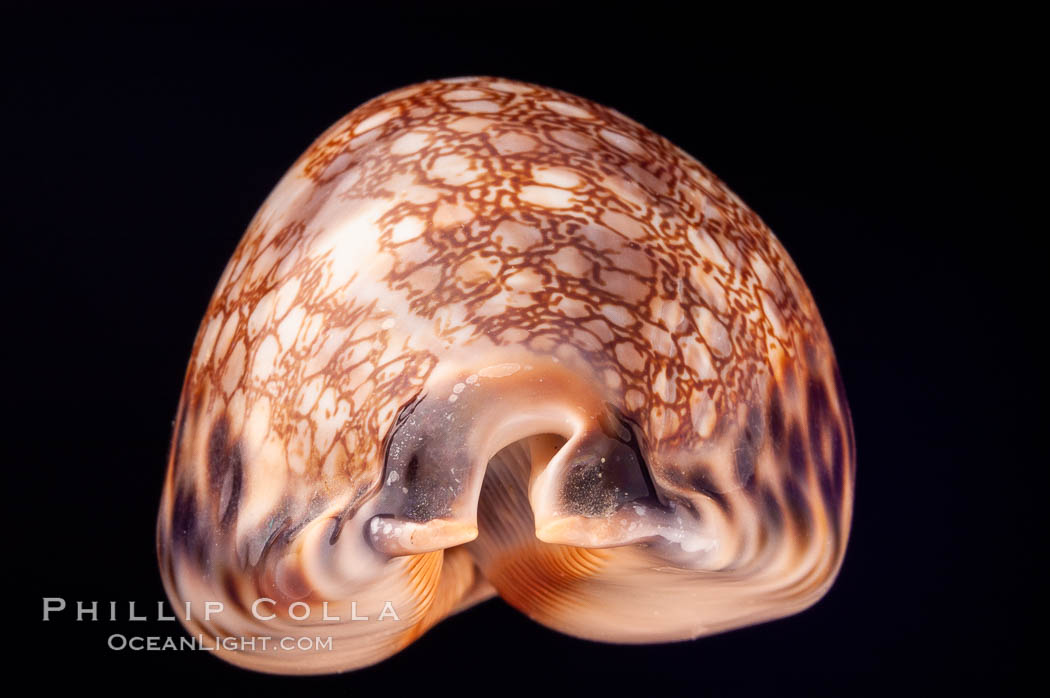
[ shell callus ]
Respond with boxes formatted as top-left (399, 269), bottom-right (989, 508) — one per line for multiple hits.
top-left (156, 77), bottom-right (855, 674)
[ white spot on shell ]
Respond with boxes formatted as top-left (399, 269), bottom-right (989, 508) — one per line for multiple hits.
top-left (694, 306), bottom-right (732, 357)
top-left (542, 100), bottom-right (593, 119)
top-left (355, 107), bottom-right (399, 135)
top-left (599, 128), bottom-right (642, 155)
top-left (390, 130), bottom-right (430, 155)
top-left (455, 100), bottom-right (501, 113)
top-left (390, 216), bottom-right (425, 243)
top-left (443, 89), bottom-right (488, 101)
top-left (430, 154), bottom-right (482, 186)
top-left (520, 185), bottom-right (574, 209)
top-left (532, 165), bottom-right (582, 189)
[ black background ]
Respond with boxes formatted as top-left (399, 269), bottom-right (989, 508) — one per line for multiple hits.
top-left (8, 3), bottom-right (1039, 694)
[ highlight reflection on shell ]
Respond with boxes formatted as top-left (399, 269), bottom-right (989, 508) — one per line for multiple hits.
top-left (156, 77), bottom-right (855, 674)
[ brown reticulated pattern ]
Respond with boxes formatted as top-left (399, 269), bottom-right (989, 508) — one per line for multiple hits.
top-left (173, 77), bottom-right (829, 541)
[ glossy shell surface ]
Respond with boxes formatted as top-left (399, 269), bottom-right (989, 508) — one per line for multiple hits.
top-left (157, 77), bottom-right (855, 674)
